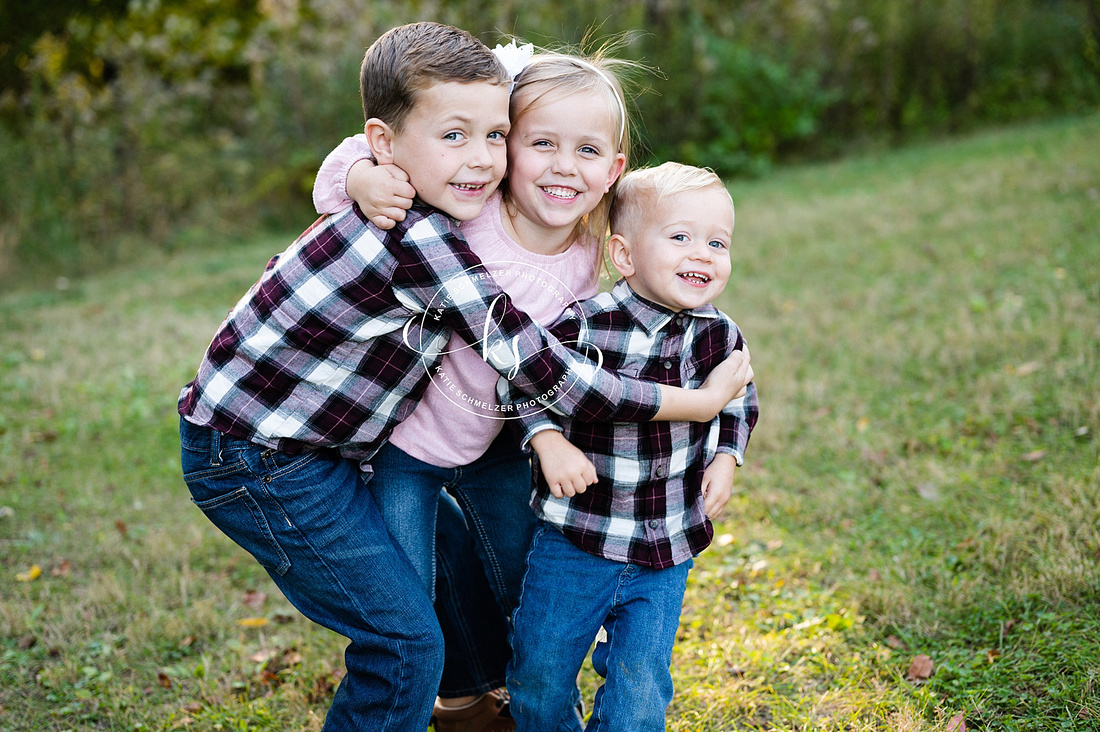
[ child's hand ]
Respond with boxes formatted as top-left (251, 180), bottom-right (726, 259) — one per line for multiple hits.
top-left (701, 453), bottom-right (737, 519)
top-left (529, 430), bottom-right (597, 499)
top-left (347, 159), bottom-right (416, 230)
top-left (701, 346), bottom-right (754, 404)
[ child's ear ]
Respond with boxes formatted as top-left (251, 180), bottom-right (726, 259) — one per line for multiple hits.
top-left (365, 118), bottom-right (396, 165)
top-left (607, 233), bottom-right (635, 278)
top-left (604, 153), bottom-right (627, 192)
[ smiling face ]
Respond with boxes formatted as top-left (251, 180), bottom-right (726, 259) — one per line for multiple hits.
top-left (609, 185), bottom-right (734, 311)
top-left (368, 80), bottom-right (511, 221)
top-left (503, 88), bottom-right (626, 249)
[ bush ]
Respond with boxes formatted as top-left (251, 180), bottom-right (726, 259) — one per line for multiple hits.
top-left (1, 0), bottom-right (1097, 286)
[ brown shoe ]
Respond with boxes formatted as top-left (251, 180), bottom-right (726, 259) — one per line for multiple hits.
top-left (431, 689), bottom-right (514, 732)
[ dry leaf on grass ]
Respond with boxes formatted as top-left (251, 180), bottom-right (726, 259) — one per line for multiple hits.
top-left (947, 711), bottom-right (967, 731)
top-left (242, 590), bottom-right (268, 609)
top-left (237, 617), bottom-right (269, 628)
top-left (16, 565), bottom-right (41, 582)
top-left (907, 654), bottom-right (934, 682)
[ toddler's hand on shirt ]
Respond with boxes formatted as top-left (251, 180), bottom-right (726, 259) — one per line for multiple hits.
top-left (347, 159), bottom-right (416, 230)
top-left (701, 452), bottom-right (737, 519)
top-left (529, 430), bottom-right (598, 499)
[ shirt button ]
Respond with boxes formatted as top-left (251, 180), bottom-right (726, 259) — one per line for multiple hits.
top-left (663, 359), bottom-right (673, 369)
top-left (648, 519), bottom-right (659, 529)
top-left (655, 466), bottom-right (667, 478)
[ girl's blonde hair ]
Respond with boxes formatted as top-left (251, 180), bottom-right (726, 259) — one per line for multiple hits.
top-left (502, 47), bottom-right (638, 275)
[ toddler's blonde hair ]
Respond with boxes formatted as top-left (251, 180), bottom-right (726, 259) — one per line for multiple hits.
top-left (611, 162), bottom-right (733, 237)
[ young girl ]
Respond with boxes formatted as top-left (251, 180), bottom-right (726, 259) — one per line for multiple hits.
top-left (313, 46), bottom-right (744, 731)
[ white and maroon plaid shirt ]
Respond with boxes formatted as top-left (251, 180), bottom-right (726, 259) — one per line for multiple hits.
top-left (178, 204), bottom-right (661, 467)
top-left (504, 280), bottom-right (759, 569)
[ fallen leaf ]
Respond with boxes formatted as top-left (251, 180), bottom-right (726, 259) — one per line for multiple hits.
top-left (947, 712), bottom-right (967, 731)
top-left (179, 635), bottom-right (196, 648)
top-left (16, 565), bottom-right (42, 582)
top-left (115, 519), bottom-right (129, 538)
top-left (856, 416), bottom-right (870, 432)
top-left (987, 649), bottom-right (1000, 663)
top-left (1021, 450), bottom-right (1045, 462)
top-left (308, 673), bottom-right (336, 703)
top-left (886, 635), bottom-right (906, 649)
top-left (237, 617), bottom-right (269, 628)
top-left (51, 559), bottom-right (72, 577)
top-left (907, 654), bottom-right (934, 682)
top-left (242, 590), bottom-right (268, 609)
top-left (868, 569), bottom-right (882, 582)
top-left (157, 672), bottom-right (172, 689)
top-left (183, 701), bottom-right (203, 713)
top-left (249, 649), bottom-right (278, 664)
top-left (273, 613), bottom-right (295, 624)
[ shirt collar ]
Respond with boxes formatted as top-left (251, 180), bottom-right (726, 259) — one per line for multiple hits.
top-left (609, 279), bottom-right (720, 337)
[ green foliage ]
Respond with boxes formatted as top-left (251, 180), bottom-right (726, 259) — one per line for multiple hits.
top-left (1, 0), bottom-right (1098, 285)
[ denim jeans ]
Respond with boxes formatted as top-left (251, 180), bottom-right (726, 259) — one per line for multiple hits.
top-left (179, 418), bottom-right (442, 731)
top-left (508, 523), bottom-right (692, 732)
top-left (366, 431), bottom-right (537, 696)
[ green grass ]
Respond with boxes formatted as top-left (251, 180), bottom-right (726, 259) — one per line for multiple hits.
top-left (2, 113), bottom-right (1098, 731)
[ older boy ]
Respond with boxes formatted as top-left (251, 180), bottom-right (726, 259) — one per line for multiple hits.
top-left (504, 163), bottom-right (760, 732)
top-left (178, 24), bottom-right (749, 731)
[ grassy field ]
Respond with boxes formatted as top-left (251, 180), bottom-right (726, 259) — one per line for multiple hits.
top-left (1, 113), bottom-right (1097, 731)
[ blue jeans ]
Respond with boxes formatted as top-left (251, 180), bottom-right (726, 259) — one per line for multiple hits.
top-left (179, 418), bottom-right (442, 731)
top-left (366, 432), bottom-right (537, 696)
top-left (508, 523), bottom-right (691, 732)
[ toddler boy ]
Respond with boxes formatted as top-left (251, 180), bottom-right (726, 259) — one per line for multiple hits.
top-left (504, 162), bottom-right (760, 732)
top-left (178, 24), bottom-right (747, 731)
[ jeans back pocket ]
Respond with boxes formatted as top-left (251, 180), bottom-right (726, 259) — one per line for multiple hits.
top-left (190, 484), bottom-right (292, 576)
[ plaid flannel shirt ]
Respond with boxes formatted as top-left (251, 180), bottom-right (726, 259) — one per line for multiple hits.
top-left (178, 204), bottom-right (661, 467)
top-left (502, 280), bottom-right (759, 569)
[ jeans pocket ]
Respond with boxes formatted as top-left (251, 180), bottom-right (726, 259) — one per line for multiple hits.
top-left (190, 483), bottom-right (293, 576)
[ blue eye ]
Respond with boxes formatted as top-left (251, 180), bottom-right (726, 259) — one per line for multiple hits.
top-left (708, 239), bottom-right (728, 249)
top-left (579, 145), bottom-right (599, 156)
top-left (671, 234), bottom-right (688, 242)
top-left (489, 131), bottom-right (506, 140)
top-left (444, 131), bottom-right (462, 141)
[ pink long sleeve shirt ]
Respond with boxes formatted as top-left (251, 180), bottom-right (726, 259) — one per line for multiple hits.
top-left (314, 135), bottom-right (600, 467)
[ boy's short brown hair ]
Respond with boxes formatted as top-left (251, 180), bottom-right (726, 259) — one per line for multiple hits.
top-left (610, 162), bottom-right (733, 237)
top-left (361, 22), bottom-right (510, 131)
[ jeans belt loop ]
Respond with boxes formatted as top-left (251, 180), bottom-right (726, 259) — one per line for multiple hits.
top-left (210, 427), bottom-right (223, 467)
